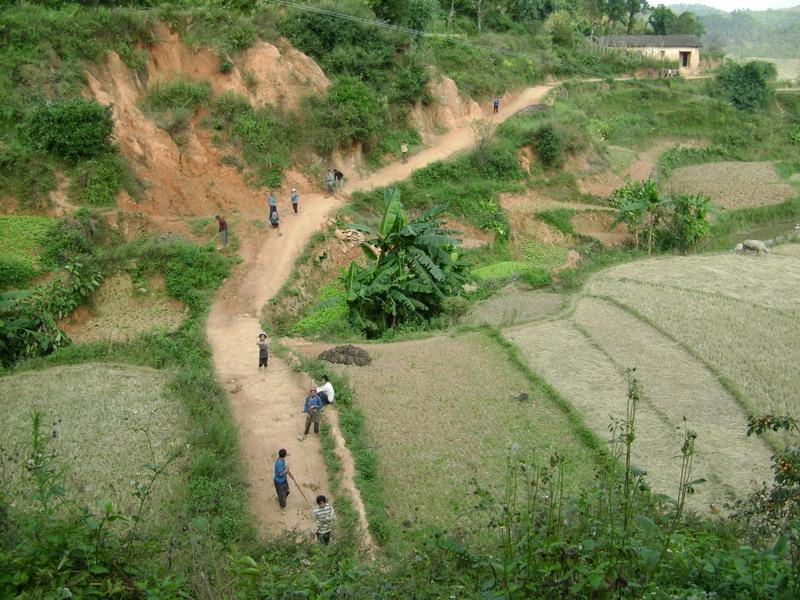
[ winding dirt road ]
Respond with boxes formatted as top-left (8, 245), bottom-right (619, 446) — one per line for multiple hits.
top-left (206, 82), bottom-right (556, 540)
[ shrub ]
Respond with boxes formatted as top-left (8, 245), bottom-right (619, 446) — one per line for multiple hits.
top-left (309, 76), bottom-right (383, 154)
top-left (143, 78), bottom-right (212, 112)
top-left (520, 266), bottom-right (552, 288)
top-left (26, 99), bottom-right (113, 161)
top-left (791, 126), bottom-right (800, 145)
top-left (714, 59), bottom-right (777, 111)
top-left (533, 123), bottom-right (565, 168)
top-left (69, 153), bottom-right (134, 207)
top-left (41, 209), bottom-right (110, 267)
top-left (0, 215), bottom-right (52, 288)
top-left (0, 257), bottom-right (35, 290)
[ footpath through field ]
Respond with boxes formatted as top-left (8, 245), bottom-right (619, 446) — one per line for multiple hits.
top-left (206, 82), bottom-right (557, 541)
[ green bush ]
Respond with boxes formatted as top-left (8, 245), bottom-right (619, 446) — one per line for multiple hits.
top-left (472, 261), bottom-right (534, 281)
top-left (0, 215), bottom-right (52, 288)
top-left (41, 209), bottom-right (110, 267)
top-left (533, 122), bottom-right (565, 168)
top-left (714, 59), bottom-right (777, 111)
top-left (69, 153), bottom-right (135, 207)
top-left (308, 76), bottom-right (383, 154)
top-left (791, 125), bottom-right (800, 145)
top-left (143, 78), bottom-right (212, 112)
top-left (520, 266), bottom-right (552, 288)
top-left (26, 99), bottom-right (113, 162)
top-left (0, 257), bottom-right (35, 289)
top-left (291, 284), bottom-right (350, 337)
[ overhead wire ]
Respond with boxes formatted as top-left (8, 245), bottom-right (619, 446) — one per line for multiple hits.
top-left (259, 0), bottom-right (799, 124)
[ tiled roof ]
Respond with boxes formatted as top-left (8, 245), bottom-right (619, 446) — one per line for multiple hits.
top-left (596, 35), bottom-right (702, 48)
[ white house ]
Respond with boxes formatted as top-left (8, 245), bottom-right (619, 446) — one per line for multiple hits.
top-left (596, 34), bottom-right (702, 75)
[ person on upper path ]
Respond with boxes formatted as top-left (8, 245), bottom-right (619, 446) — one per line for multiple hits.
top-left (268, 190), bottom-right (277, 217)
top-left (257, 332), bottom-right (269, 369)
top-left (274, 448), bottom-right (290, 509)
top-left (302, 386), bottom-right (324, 439)
top-left (493, 95), bottom-right (500, 114)
top-left (290, 187), bottom-right (299, 214)
top-left (326, 169), bottom-right (335, 195)
top-left (317, 374), bottom-right (335, 405)
top-left (313, 495), bottom-right (336, 545)
top-left (215, 214), bottom-right (228, 248)
top-left (401, 141), bottom-right (409, 164)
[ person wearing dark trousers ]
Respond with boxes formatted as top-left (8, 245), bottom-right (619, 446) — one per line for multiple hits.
top-left (302, 387), bottom-right (324, 439)
top-left (257, 332), bottom-right (269, 368)
top-left (215, 214), bottom-right (228, 247)
top-left (493, 95), bottom-right (500, 114)
top-left (268, 190), bottom-right (277, 217)
top-left (313, 495), bottom-right (335, 545)
top-left (290, 188), bottom-right (299, 214)
top-left (274, 449), bottom-right (290, 509)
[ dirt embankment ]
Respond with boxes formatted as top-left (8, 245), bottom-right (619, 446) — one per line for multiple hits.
top-left (410, 74), bottom-right (483, 143)
top-left (84, 24), bottom-right (329, 220)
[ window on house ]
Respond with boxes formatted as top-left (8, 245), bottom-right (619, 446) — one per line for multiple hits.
top-left (680, 51), bottom-right (691, 68)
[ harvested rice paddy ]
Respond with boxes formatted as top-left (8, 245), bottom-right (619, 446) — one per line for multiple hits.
top-left (665, 161), bottom-right (796, 209)
top-left (0, 363), bottom-right (186, 520)
top-left (332, 333), bottom-right (597, 530)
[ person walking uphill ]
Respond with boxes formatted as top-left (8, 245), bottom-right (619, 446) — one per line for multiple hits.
top-left (301, 386), bottom-right (324, 439)
top-left (257, 332), bottom-right (269, 368)
top-left (290, 188), bottom-right (299, 214)
top-left (215, 214), bottom-right (228, 247)
top-left (493, 95), bottom-right (500, 114)
top-left (313, 495), bottom-right (336, 545)
top-left (268, 190), bottom-right (277, 217)
top-left (274, 449), bottom-right (290, 509)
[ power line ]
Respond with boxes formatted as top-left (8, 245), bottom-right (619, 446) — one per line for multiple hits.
top-left (260, 0), bottom-right (799, 124)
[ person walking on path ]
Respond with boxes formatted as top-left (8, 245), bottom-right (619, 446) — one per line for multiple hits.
top-left (326, 170), bottom-right (335, 195)
top-left (317, 374), bottom-right (335, 405)
top-left (302, 386), bottom-right (324, 439)
top-left (290, 188), bottom-right (299, 214)
top-left (493, 95), bottom-right (500, 114)
top-left (268, 191), bottom-right (277, 217)
top-left (401, 141), bottom-right (409, 164)
top-left (269, 207), bottom-right (282, 236)
top-left (215, 214), bottom-right (228, 247)
top-left (313, 495), bottom-right (335, 545)
top-left (274, 449), bottom-right (290, 509)
top-left (257, 332), bottom-right (269, 369)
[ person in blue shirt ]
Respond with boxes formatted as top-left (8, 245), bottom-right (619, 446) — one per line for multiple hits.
top-left (268, 191), bottom-right (277, 217)
top-left (493, 95), bottom-right (500, 114)
top-left (302, 386), bottom-right (324, 439)
top-left (290, 188), bottom-right (299, 214)
top-left (274, 448), bottom-right (290, 509)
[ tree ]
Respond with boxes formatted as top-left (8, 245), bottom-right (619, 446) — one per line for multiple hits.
top-left (715, 59), bottom-right (777, 111)
top-left (624, 0), bottom-right (648, 34)
top-left (368, 0), bottom-right (412, 24)
top-left (609, 178), bottom-right (663, 254)
top-left (342, 189), bottom-right (468, 335)
top-left (648, 5), bottom-right (704, 36)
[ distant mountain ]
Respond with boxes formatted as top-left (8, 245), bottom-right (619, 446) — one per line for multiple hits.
top-left (667, 4), bottom-right (726, 17)
top-left (667, 5), bottom-right (800, 60)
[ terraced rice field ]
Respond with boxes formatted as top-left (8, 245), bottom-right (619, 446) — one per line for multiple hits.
top-left (587, 253), bottom-right (800, 419)
top-left (665, 161), bottom-right (796, 209)
top-left (1, 363), bottom-right (186, 519)
top-left (332, 333), bottom-right (597, 529)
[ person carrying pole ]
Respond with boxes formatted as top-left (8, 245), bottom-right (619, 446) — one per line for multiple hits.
top-left (313, 495), bottom-right (336, 545)
top-left (301, 386), bottom-right (324, 440)
top-left (274, 448), bottom-right (290, 509)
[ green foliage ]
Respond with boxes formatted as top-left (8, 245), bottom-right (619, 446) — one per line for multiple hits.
top-left (533, 122), bottom-right (565, 168)
top-left (669, 193), bottom-right (714, 253)
top-left (41, 209), bottom-right (110, 268)
top-left (520, 266), bottom-right (552, 288)
top-left (68, 153), bottom-right (138, 207)
top-left (26, 99), bottom-right (114, 162)
top-left (307, 76), bottom-right (384, 155)
top-left (520, 239), bottom-right (569, 270)
top-left (290, 283), bottom-right (351, 338)
top-left (343, 189), bottom-right (468, 335)
top-left (536, 208), bottom-right (576, 235)
top-left (791, 126), bottom-right (800, 146)
top-left (0, 215), bottom-right (52, 288)
top-left (472, 260), bottom-right (535, 281)
top-left (143, 78), bottom-right (212, 113)
top-left (212, 91), bottom-right (297, 187)
top-left (714, 60), bottom-right (777, 112)
top-left (648, 5), bottom-right (705, 36)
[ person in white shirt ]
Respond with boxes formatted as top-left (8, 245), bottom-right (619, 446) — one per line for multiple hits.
top-left (317, 374), bottom-right (335, 405)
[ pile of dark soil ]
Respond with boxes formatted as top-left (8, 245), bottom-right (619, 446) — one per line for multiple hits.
top-left (318, 344), bottom-right (372, 366)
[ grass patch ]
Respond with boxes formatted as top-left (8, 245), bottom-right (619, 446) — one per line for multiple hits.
top-left (536, 208), bottom-right (576, 235)
top-left (0, 215), bottom-right (53, 288)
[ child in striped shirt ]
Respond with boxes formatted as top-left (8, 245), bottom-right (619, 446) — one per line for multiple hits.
top-left (313, 495), bottom-right (335, 545)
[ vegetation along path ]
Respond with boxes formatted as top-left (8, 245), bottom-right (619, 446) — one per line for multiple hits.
top-left (207, 82), bottom-right (557, 540)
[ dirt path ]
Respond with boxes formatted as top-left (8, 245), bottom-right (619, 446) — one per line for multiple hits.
top-left (205, 83), bottom-right (557, 541)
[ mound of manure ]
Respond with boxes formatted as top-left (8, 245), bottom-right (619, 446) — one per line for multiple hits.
top-left (318, 344), bottom-right (372, 366)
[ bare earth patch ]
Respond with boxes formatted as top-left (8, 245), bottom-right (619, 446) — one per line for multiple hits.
top-left (333, 333), bottom-right (597, 530)
top-left (665, 161), bottom-right (796, 209)
top-left (0, 363), bottom-right (186, 520)
top-left (571, 210), bottom-right (631, 246)
top-left (60, 273), bottom-right (185, 343)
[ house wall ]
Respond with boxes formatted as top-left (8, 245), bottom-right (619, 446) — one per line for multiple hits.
top-left (630, 46), bottom-right (701, 75)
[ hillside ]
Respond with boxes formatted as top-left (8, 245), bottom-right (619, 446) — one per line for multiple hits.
top-left (2, 1), bottom-right (800, 598)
